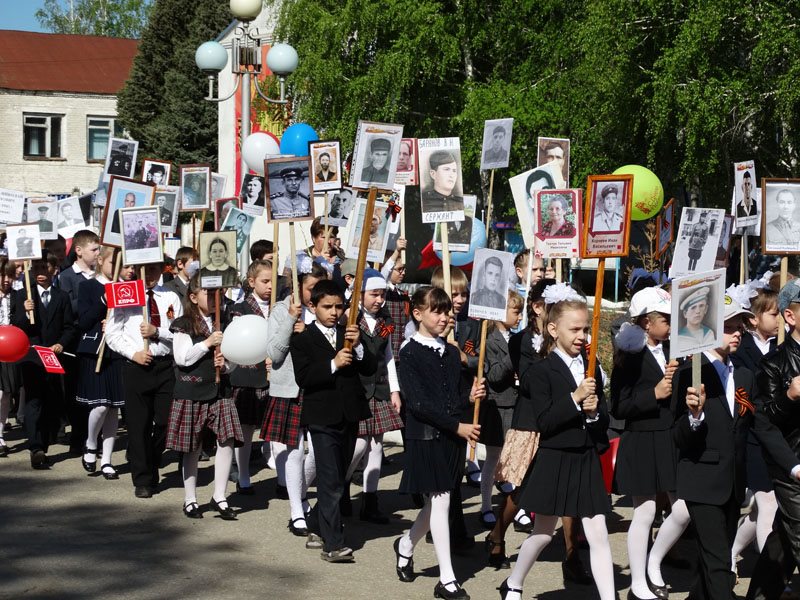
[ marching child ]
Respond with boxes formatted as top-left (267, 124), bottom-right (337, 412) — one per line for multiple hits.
top-left (0, 259), bottom-right (18, 457)
top-left (501, 285), bottom-right (614, 600)
top-left (394, 286), bottom-right (484, 599)
top-left (164, 247), bottom-right (198, 303)
top-left (166, 275), bottom-right (242, 519)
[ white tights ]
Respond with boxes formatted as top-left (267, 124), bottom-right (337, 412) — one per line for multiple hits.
top-left (182, 440), bottom-right (235, 505)
top-left (284, 431), bottom-right (316, 522)
top-left (346, 434), bottom-right (384, 493)
top-left (398, 492), bottom-right (457, 587)
top-left (507, 514), bottom-right (615, 600)
top-left (0, 390), bottom-right (9, 441)
top-left (234, 424), bottom-right (255, 487)
top-left (731, 490), bottom-right (779, 569)
top-left (480, 446), bottom-right (502, 515)
top-left (85, 406), bottom-right (118, 469)
top-left (647, 494), bottom-right (691, 587)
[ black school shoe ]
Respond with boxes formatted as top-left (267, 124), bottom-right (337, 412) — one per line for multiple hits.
top-left (433, 580), bottom-right (469, 599)
top-left (320, 547), bottom-right (354, 563)
top-left (30, 450), bottom-right (49, 470)
top-left (134, 485), bottom-right (153, 498)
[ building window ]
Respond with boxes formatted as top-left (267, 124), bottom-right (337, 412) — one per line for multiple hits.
top-left (87, 117), bottom-right (122, 161)
top-left (23, 114), bottom-right (63, 158)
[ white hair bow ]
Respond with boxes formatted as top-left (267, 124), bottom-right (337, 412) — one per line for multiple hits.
top-left (726, 283), bottom-right (757, 309)
top-left (541, 282), bottom-right (585, 305)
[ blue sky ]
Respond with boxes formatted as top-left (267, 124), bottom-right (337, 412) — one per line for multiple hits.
top-left (1, 1), bottom-right (47, 32)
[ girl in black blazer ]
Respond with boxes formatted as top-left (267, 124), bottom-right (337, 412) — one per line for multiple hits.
top-left (395, 287), bottom-right (484, 600)
top-left (501, 291), bottom-right (614, 600)
top-left (610, 286), bottom-right (688, 599)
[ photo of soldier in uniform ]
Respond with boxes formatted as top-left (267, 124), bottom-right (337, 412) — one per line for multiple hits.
top-left (179, 165), bottom-right (211, 211)
top-left (142, 160), bottom-right (170, 186)
top-left (592, 183), bottom-right (625, 232)
top-left (670, 269), bottom-right (725, 359)
top-left (120, 206), bottom-right (162, 265)
top-left (155, 187), bottom-right (179, 234)
top-left (669, 207), bottom-right (725, 278)
top-left (101, 178), bottom-right (155, 248)
top-left (7, 223), bottom-right (42, 261)
top-left (433, 194), bottom-right (476, 252)
top-left (349, 120), bottom-right (403, 190)
top-left (28, 198), bottom-right (57, 240)
top-left (346, 199), bottom-right (390, 263)
top-left (265, 157), bottom-right (314, 223)
top-left (480, 118), bottom-right (513, 170)
top-left (418, 138), bottom-right (465, 224)
top-left (468, 248), bottom-right (514, 321)
top-left (733, 160), bottom-right (758, 229)
top-left (221, 207), bottom-right (255, 255)
top-left (763, 180), bottom-right (800, 255)
top-left (103, 138), bottom-right (138, 181)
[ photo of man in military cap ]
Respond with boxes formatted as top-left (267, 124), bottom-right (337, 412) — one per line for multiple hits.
top-left (349, 120), bottom-right (404, 189)
top-left (592, 183), bottom-right (624, 232)
top-left (103, 137), bottom-right (138, 181)
top-left (420, 149), bottom-right (464, 215)
top-left (361, 137), bottom-right (392, 185)
top-left (265, 157), bottom-right (315, 222)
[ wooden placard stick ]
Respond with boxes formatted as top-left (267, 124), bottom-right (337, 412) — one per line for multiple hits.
top-left (271, 221), bottom-right (279, 307)
top-left (141, 266), bottom-right (150, 353)
top-left (469, 318), bottom-right (489, 461)
top-left (23, 260), bottom-right (34, 325)
top-left (400, 200), bottom-right (406, 264)
top-left (95, 252), bottom-right (123, 372)
top-left (289, 222), bottom-right (301, 305)
top-left (740, 234), bottom-right (747, 285)
top-left (197, 211), bottom-right (207, 248)
top-left (322, 192), bottom-right (331, 253)
top-left (441, 224), bottom-right (454, 342)
top-left (214, 288), bottom-right (221, 384)
top-left (345, 187), bottom-right (378, 350)
top-left (485, 169), bottom-right (495, 237)
top-left (779, 256), bottom-right (789, 344)
top-left (556, 258), bottom-right (563, 283)
top-left (191, 214), bottom-right (197, 250)
top-left (586, 258), bottom-right (605, 379)
top-left (692, 350), bottom-right (702, 393)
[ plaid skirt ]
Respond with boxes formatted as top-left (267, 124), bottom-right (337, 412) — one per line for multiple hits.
top-left (358, 397), bottom-right (404, 436)
top-left (166, 397), bottom-right (244, 454)
top-left (233, 386), bottom-right (269, 427)
top-left (261, 394), bottom-right (303, 445)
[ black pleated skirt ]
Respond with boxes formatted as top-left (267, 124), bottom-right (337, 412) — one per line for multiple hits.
top-left (516, 446), bottom-right (611, 518)
top-left (76, 354), bottom-right (125, 407)
top-left (746, 433), bottom-right (773, 492)
top-left (399, 433), bottom-right (463, 495)
top-left (479, 399), bottom-right (514, 448)
top-left (614, 429), bottom-right (678, 496)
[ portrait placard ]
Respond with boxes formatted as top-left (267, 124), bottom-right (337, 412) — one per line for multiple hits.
top-left (100, 177), bottom-right (155, 248)
top-left (346, 199), bottom-right (391, 263)
top-left (265, 156), bottom-right (314, 223)
top-left (510, 164), bottom-right (560, 248)
top-left (27, 197), bottom-right (58, 240)
top-left (418, 137), bottom-right (465, 224)
top-left (733, 160), bottom-right (758, 230)
top-left (394, 138), bottom-right (418, 186)
top-left (323, 188), bottom-right (355, 227)
top-left (581, 175), bottom-right (633, 259)
top-left (714, 214), bottom-right (734, 269)
top-left (537, 137), bottom-right (570, 189)
top-left (468, 248), bottom-right (514, 321)
top-left (55, 195), bottom-right (87, 239)
top-left (153, 186), bottom-right (179, 235)
top-left (221, 206), bottom-right (256, 255)
top-left (669, 208), bottom-right (726, 278)
top-left (480, 119), bottom-right (514, 171)
top-left (761, 178), bottom-right (800, 255)
top-left (350, 120), bottom-right (404, 190)
top-left (179, 164), bottom-right (211, 212)
top-left (670, 269), bottom-right (725, 360)
top-left (655, 198), bottom-right (675, 258)
top-left (211, 173), bottom-right (228, 202)
top-left (103, 137), bottom-right (138, 182)
top-left (434, 195), bottom-right (476, 252)
top-left (309, 140), bottom-right (342, 192)
top-left (215, 197), bottom-right (242, 230)
top-left (239, 174), bottom-right (266, 217)
top-left (6, 224), bottom-right (41, 261)
top-left (120, 206), bottom-right (163, 265)
top-left (141, 159), bottom-right (171, 186)
top-left (0, 188), bottom-right (26, 225)
top-left (199, 230), bottom-right (239, 289)
top-left (534, 189), bottom-right (582, 259)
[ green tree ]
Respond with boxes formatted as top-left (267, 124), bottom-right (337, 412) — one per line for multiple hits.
top-left (117, 0), bottom-right (232, 168)
top-left (36, 0), bottom-right (153, 38)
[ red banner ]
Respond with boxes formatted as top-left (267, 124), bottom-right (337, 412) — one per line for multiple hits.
top-left (105, 280), bottom-right (146, 309)
top-left (33, 346), bottom-right (65, 374)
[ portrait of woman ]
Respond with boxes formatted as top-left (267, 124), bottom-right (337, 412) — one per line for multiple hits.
top-left (540, 194), bottom-right (576, 238)
top-left (199, 234), bottom-right (239, 289)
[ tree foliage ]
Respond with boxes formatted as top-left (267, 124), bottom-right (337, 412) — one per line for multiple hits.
top-left (36, 0), bottom-right (153, 38)
top-left (275, 0), bottom-right (800, 217)
top-left (116, 0), bottom-right (232, 168)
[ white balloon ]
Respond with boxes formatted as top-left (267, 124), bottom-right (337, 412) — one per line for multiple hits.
top-left (241, 133), bottom-right (280, 175)
top-left (221, 315), bottom-right (270, 366)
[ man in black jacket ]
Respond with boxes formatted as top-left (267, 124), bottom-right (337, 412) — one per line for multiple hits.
top-left (290, 279), bottom-right (375, 563)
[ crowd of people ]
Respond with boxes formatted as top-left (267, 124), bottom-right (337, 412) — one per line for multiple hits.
top-left (3, 217), bottom-right (800, 600)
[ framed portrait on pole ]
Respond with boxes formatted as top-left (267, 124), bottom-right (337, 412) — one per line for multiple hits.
top-left (349, 120), bottom-right (404, 190)
top-left (761, 179), bottom-right (800, 255)
top-left (581, 174), bottom-right (633, 259)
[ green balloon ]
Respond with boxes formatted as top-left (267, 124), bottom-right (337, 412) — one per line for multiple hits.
top-left (612, 165), bottom-right (664, 221)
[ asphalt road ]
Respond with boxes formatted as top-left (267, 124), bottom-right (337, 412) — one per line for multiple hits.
top-left (0, 426), bottom-right (769, 600)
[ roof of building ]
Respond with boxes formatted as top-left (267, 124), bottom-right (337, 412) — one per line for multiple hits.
top-left (0, 30), bottom-right (138, 95)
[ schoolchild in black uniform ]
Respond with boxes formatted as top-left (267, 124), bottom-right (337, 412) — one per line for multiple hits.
top-left (165, 275), bottom-right (242, 519)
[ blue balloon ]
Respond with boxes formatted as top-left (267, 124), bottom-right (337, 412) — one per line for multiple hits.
top-left (280, 123), bottom-right (319, 157)
top-left (434, 218), bottom-right (488, 266)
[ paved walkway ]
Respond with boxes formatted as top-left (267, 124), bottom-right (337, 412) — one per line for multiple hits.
top-left (0, 425), bottom-right (765, 599)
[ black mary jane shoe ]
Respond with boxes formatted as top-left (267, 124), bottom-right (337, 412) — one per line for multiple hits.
top-left (433, 580), bottom-right (469, 599)
top-left (628, 589), bottom-right (661, 600)
top-left (183, 501), bottom-right (202, 519)
top-left (210, 497), bottom-right (237, 520)
top-left (484, 535), bottom-right (511, 569)
top-left (236, 482), bottom-right (255, 496)
top-left (81, 447), bottom-right (98, 473)
top-left (393, 537), bottom-right (415, 583)
top-left (288, 517), bottom-right (308, 537)
top-left (647, 580), bottom-right (669, 600)
top-left (0, 442), bottom-right (8, 458)
top-left (100, 464), bottom-right (119, 480)
top-left (464, 469), bottom-right (481, 488)
top-left (480, 510), bottom-right (497, 530)
top-left (498, 579), bottom-right (523, 600)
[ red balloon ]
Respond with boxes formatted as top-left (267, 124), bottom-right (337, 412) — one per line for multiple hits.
top-left (0, 325), bottom-right (30, 362)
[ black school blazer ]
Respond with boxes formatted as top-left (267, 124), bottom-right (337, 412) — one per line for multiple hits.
top-left (610, 346), bottom-right (673, 431)
top-left (10, 283), bottom-right (77, 364)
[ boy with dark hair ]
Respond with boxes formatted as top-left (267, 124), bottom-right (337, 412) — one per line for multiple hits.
top-left (290, 279), bottom-right (375, 562)
top-left (11, 259), bottom-right (76, 468)
top-left (249, 239), bottom-right (274, 262)
top-left (164, 247), bottom-right (198, 302)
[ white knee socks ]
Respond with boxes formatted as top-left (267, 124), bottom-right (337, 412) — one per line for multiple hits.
top-left (732, 490), bottom-right (780, 569)
top-left (235, 424), bottom-right (255, 487)
top-left (213, 441), bottom-right (234, 502)
top-left (286, 431), bottom-right (307, 522)
top-left (647, 496), bottom-right (690, 587)
top-left (363, 435), bottom-right (383, 493)
top-left (86, 406), bottom-right (108, 450)
top-left (506, 514), bottom-right (559, 596)
top-left (628, 497), bottom-right (658, 598)
top-left (303, 432), bottom-right (316, 504)
top-left (100, 408), bottom-right (118, 470)
top-left (399, 493), bottom-right (456, 586)
top-left (182, 447), bottom-right (202, 504)
top-left (582, 514), bottom-right (616, 600)
top-left (346, 436), bottom-right (369, 481)
top-left (273, 441), bottom-right (288, 486)
top-left (480, 446), bottom-right (502, 518)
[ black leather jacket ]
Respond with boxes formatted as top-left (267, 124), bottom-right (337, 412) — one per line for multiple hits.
top-left (757, 336), bottom-right (800, 459)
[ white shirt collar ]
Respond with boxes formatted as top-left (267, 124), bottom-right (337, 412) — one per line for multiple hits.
top-left (553, 347), bottom-right (584, 385)
top-left (412, 332), bottom-right (445, 355)
top-left (72, 262), bottom-right (95, 279)
top-left (96, 274), bottom-right (111, 285)
top-left (37, 284), bottom-right (51, 297)
top-left (647, 342), bottom-right (667, 372)
top-left (751, 332), bottom-right (774, 356)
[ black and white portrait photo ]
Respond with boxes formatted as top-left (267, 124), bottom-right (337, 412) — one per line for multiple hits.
top-left (199, 231), bottom-right (239, 289)
top-left (669, 207), bottom-right (725, 278)
top-left (56, 195), bottom-right (87, 239)
top-left (468, 248), bottom-right (514, 321)
top-left (142, 160), bottom-right (171, 186)
top-left (733, 160), bottom-right (758, 229)
top-left (221, 206), bottom-right (255, 255)
top-left (715, 214), bottom-right (734, 269)
top-left (215, 197), bottom-right (241, 230)
top-left (6, 223), bottom-right (42, 261)
top-left (310, 140), bottom-right (342, 192)
top-left (418, 137), bottom-right (465, 224)
top-left (154, 186), bottom-right (179, 234)
top-left (325, 187), bottom-right (354, 227)
top-left (480, 118), bottom-right (513, 171)
top-left (211, 173), bottom-right (228, 202)
top-left (509, 163), bottom-right (559, 249)
top-left (120, 206), bottom-right (162, 265)
top-left (762, 179), bottom-right (800, 255)
top-left (179, 165), bottom-right (211, 211)
top-left (103, 137), bottom-right (138, 182)
top-left (349, 120), bottom-right (404, 190)
top-left (265, 157), bottom-right (314, 223)
top-left (346, 199), bottom-right (391, 263)
top-left (434, 194), bottom-right (476, 252)
top-left (537, 137), bottom-right (570, 189)
top-left (240, 174), bottom-right (266, 217)
top-left (27, 198), bottom-right (57, 240)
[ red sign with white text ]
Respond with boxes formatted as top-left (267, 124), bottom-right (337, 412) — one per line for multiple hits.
top-left (33, 346), bottom-right (65, 374)
top-left (105, 280), bottom-right (146, 309)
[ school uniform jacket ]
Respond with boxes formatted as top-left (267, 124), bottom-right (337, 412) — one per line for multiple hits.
top-left (610, 345), bottom-right (673, 431)
top-left (730, 331), bottom-right (774, 374)
top-left (290, 324), bottom-right (376, 426)
top-left (76, 278), bottom-right (107, 355)
top-left (484, 328), bottom-right (517, 409)
top-left (508, 329), bottom-right (544, 431)
top-left (10, 282), bottom-right (77, 364)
